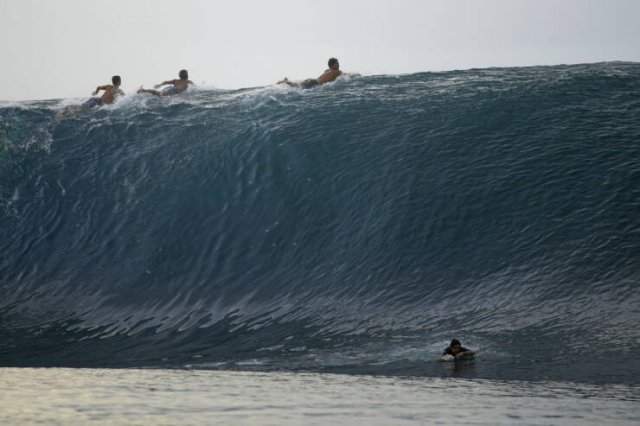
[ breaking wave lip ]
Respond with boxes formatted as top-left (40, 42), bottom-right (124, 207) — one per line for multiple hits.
top-left (1, 62), bottom-right (640, 384)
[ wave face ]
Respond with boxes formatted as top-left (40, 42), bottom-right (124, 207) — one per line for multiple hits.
top-left (1, 63), bottom-right (640, 383)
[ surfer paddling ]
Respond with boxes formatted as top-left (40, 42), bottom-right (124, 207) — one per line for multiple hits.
top-left (278, 57), bottom-right (343, 89)
top-left (440, 339), bottom-right (475, 361)
top-left (138, 69), bottom-right (194, 96)
top-left (83, 75), bottom-right (124, 108)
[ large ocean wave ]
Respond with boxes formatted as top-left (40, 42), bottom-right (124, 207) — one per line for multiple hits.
top-left (1, 62), bottom-right (639, 383)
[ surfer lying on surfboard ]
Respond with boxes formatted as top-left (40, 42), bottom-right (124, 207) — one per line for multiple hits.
top-left (83, 75), bottom-right (124, 108)
top-left (440, 339), bottom-right (475, 361)
top-left (56, 75), bottom-right (124, 119)
top-left (277, 57), bottom-right (343, 89)
top-left (138, 69), bottom-right (194, 96)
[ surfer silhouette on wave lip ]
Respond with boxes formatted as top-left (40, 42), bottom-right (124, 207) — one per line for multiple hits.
top-left (278, 57), bottom-right (343, 89)
top-left (83, 75), bottom-right (124, 108)
top-left (56, 75), bottom-right (124, 119)
top-left (440, 339), bottom-right (475, 361)
top-left (138, 69), bottom-right (194, 96)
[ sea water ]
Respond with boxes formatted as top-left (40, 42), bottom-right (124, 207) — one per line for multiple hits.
top-left (1, 368), bottom-right (639, 425)
top-left (2, 62), bottom-right (640, 424)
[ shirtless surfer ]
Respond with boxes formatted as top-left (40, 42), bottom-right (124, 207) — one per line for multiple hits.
top-left (83, 75), bottom-right (124, 108)
top-left (278, 58), bottom-right (343, 89)
top-left (138, 69), bottom-right (194, 96)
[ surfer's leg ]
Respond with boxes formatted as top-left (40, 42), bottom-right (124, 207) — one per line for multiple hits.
top-left (137, 87), bottom-right (162, 96)
top-left (82, 97), bottom-right (103, 108)
top-left (277, 78), bottom-right (299, 87)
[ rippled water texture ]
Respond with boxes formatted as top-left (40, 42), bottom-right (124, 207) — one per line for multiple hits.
top-left (1, 368), bottom-right (639, 426)
top-left (1, 63), bottom-right (639, 383)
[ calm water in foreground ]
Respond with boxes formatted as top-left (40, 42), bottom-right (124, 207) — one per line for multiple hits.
top-left (1, 368), bottom-right (639, 425)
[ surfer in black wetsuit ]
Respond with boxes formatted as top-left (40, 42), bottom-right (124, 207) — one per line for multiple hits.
top-left (442, 339), bottom-right (475, 359)
top-left (138, 69), bottom-right (194, 96)
top-left (277, 58), bottom-right (343, 89)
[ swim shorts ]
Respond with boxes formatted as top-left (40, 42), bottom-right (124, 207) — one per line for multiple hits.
top-left (82, 97), bottom-right (103, 108)
top-left (162, 86), bottom-right (180, 96)
top-left (300, 79), bottom-right (320, 89)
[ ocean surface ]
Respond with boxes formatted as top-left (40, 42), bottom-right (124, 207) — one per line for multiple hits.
top-left (1, 368), bottom-right (639, 425)
top-left (1, 62), bottom-right (640, 423)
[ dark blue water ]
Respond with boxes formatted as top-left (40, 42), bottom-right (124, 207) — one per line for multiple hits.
top-left (1, 62), bottom-right (639, 384)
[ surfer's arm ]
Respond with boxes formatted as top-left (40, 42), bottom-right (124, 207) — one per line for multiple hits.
top-left (93, 85), bottom-right (110, 95)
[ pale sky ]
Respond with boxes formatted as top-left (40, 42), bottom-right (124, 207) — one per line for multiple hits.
top-left (1, 0), bottom-right (639, 101)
